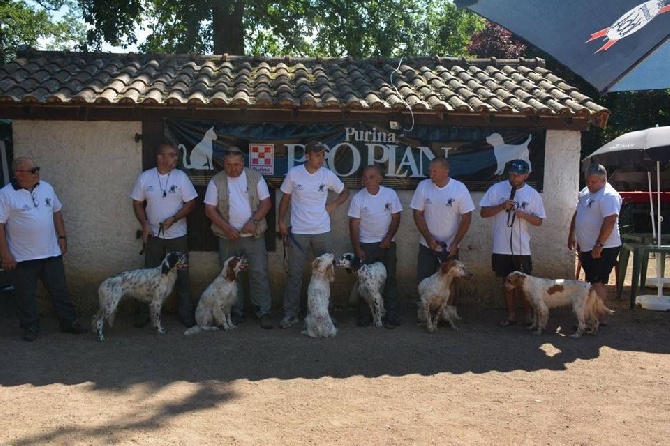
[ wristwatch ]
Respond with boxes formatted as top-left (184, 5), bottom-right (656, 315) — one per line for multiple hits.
top-left (172, 215), bottom-right (179, 222)
top-left (594, 241), bottom-right (604, 248)
top-left (252, 218), bottom-right (260, 225)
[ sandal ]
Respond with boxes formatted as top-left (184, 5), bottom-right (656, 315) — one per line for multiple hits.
top-left (498, 319), bottom-right (517, 327)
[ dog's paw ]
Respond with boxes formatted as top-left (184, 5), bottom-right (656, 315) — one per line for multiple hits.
top-left (157, 328), bottom-right (166, 335)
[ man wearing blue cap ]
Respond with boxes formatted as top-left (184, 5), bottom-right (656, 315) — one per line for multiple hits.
top-left (480, 159), bottom-right (546, 327)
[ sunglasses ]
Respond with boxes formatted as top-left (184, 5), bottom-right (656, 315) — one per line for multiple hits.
top-left (16, 166), bottom-right (41, 174)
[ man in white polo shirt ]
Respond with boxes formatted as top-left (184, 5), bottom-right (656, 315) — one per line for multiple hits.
top-left (569, 163), bottom-right (621, 324)
top-left (480, 159), bottom-right (545, 327)
top-left (131, 140), bottom-right (198, 328)
top-left (0, 157), bottom-right (88, 341)
top-left (204, 147), bottom-right (273, 329)
top-left (348, 164), bottom-right (402, 327)
top-left (411, 156), bottom-right (475, 304)
top-left (278, 141), bottom-right (350, 328)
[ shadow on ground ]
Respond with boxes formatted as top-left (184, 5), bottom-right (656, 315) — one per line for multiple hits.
top-left (1, 285), bottom-right (667, 389)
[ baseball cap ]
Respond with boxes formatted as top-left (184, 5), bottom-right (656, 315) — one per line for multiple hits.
top-left (305, 141), bottom-right (327, 153)
top-left (508, 159), bottom-right (529, 174)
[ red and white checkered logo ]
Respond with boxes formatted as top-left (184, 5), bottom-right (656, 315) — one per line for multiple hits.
top-left (249, 144), bottom-right (274, 175)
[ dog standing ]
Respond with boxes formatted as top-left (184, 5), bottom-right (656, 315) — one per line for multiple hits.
top-left (92, 252), bottom-right (188, 341)
top-left (505, 271), bottom-right (614, 338)
top-left (184, 256), bottom-right (248, 335)
top-left (334, 253), bottom-right (387, 327)
top-left (302, 253), bottom-right (337, 338)
top-left (487, 132), bottom-right (532, 175)
top-left (418, 258), bottom-right (473, 333)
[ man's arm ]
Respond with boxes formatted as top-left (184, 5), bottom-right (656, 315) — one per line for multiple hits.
top-left (349, 217), bottom-right (365, 259)
top-left (241, 197), bottom-right (272, 235)
top-left (204, 203), bottom-right (241, 240)
top-left (516, 210), bottom-right (543, 226)
top-left (480, 203), bottom-right (506, 218)
top-left (133, 200), bottom-right (152, 244)
top-left (326, 188), bottom-right (350, 214)
top-left (591, 214), bottom-right (618, 259)
top-left (380, 212), bottom-right (401, 249)
top-left (449, 211), bottom-right (472, 256)
top-left (53, 210), bottom-right (68, 256)
top-left (413, 209), bottom-right (436, 250)
top-left (0, 223), bottom-right (15, 271)
top-left (567, 211), bottom-right (577, 250)
top-left (163, 199), bottom-right (197, 231)
top-left (278, 192), bottom-right (291, 237)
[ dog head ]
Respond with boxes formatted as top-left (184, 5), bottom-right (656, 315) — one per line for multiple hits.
top-left (161, 252), bottom-right (189, 275)
top-left (312, 252), bottom-right (335, 282)
top-left (223, 256), bottom-right (249, 281)
top-left (505, 271), bottom-right (526, 290)
top-left (439, 259), bottom-right (473, 281)
top-left (334, 252), bottom-right (362, 273)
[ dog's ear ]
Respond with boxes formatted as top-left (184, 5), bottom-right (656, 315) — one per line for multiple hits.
top-left (225, 258), bottom-right (237, 281)
top-left (351, 255), bottom-right (362, 272)
top-left (161, 258), bottom-right (171, 275)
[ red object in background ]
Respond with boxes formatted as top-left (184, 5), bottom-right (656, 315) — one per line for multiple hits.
top-left (619, 191), bottom-right (670, 204)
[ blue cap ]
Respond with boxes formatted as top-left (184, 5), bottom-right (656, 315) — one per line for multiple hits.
top-left (508, 159), bottom-right (529, 174)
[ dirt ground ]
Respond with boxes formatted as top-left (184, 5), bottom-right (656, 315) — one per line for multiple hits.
top-left (1, 268), bottom-right (669, 446)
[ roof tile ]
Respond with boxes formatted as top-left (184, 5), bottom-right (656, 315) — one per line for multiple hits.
top-left (0, 50), bottom-right (609, 126)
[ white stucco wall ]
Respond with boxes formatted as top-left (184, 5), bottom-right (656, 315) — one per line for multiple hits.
top-left (12, 121), bottom-right (581, 314)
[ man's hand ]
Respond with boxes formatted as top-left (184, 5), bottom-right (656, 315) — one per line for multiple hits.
top-left (567, 234), bottom-right (577, 251)
top-left (141, 223), bottom-right (152, 244)
top-left (279, 221), bottom-right (289, 237)
top-left (1, 252), bottom-right (16, 271)
top-left (354, 247), bottom-right (366, 260)
top-left (58, 238), bottom-right (68, 256)
top-left (241, 220), bottom-right (255, 235)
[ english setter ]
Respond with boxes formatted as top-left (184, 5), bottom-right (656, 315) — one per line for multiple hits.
top-left (92, 252), bottom-right (188, 341)
top-left (505, 271), bottom-right (614, 338)
top-left (184, 256), bottom-right (248, 335)
top-left (302, 253), bottom-right (337, 338)
top-left (334, 253), bottom-right (387, 327)
top-left (418, 258), bottom-right (473, 333)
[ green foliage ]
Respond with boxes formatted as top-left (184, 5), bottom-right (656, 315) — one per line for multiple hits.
top-left (80, 0), bottom-right (484, 57)
top-left (0, 0), bottom-right (86, 61)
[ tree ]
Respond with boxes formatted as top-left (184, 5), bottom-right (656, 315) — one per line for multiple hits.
top-left (0, 0), bottom-right (86, 62)
top-left (80, 0), bottom-right (484, 57)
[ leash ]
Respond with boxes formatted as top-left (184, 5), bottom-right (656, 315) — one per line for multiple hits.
top-left (283, 227), bottom-right (306, 273)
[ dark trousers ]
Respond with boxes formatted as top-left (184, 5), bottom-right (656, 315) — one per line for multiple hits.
top-left (14, 256), bottom-right (77, 331)
top-left (142, 235), bottom-right (194, 325)
top-left (359, 242), bottom-right (399, 321)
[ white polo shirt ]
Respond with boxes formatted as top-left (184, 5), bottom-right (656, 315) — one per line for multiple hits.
top-left (410, 178), bottom-right (475, 248)
top-left (348, 185), bottom-right (403, 243)
top-left (575, 183), bottom-right (622, 251)
top-left (280, 165), bottom-right (345, 234)
top-left (131, 168), bottom-right (198, 239)
top-left (479, 181), bottom-right (546, 255)
top-left (0, 181), bottom-right (63, 262)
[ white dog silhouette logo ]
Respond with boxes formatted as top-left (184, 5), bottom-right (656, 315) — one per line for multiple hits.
top-left (178, 126), bottom-right (218, 170)
top-left (487, 133), bottom-right (532, 176)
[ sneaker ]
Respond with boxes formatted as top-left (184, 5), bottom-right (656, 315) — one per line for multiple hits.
top-left (259, 315), bottom-right (273, 329)
top-left (22, 327), bottom-right (39, 342)
top-left (60, 321), bottom-right (89, 335)
top-left (231, 313), bottom-right (246, 325)
top-left (279, 315), bottom-right (299, 328)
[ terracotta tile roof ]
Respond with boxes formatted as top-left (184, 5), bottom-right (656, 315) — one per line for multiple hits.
top-left (0, 48), bottom-right (609, 127)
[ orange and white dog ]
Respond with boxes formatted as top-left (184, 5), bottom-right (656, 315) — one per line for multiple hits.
top-left (184, 256), bottom-right (248, 335)
top-left (505, 271), bottom-right (613, 338)
top-left (418, 258), bottom-right (473, 333)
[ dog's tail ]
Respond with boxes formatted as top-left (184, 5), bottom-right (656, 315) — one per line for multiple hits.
top-left (588, 287), bottom-right (614, 315)
top-left (183, 325), bottom-right (202, 336)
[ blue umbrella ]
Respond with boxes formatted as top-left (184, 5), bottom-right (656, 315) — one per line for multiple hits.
top-left (456, 0), bottom-right (670, 93)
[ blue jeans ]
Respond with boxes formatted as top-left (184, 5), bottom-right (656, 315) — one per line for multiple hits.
top-left (14, 256), bottom-right (77, 331)
top-left (282, 232), bottom-right (332, 319)
top-left (218, 235), bottom-right (272, 317)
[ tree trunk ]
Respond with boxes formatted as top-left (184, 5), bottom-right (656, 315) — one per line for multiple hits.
top-left (212, 0), bottom-right (245, 54)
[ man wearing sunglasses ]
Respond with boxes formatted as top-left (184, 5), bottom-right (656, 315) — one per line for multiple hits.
top-left (204, 147), bottom-right (273, 329)
top-left (480, 158), bottom-right (545, 327)
top-left (0, 157), bottom-right (88, 341)
top-left (131, 140), bottom-right (198, 328)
